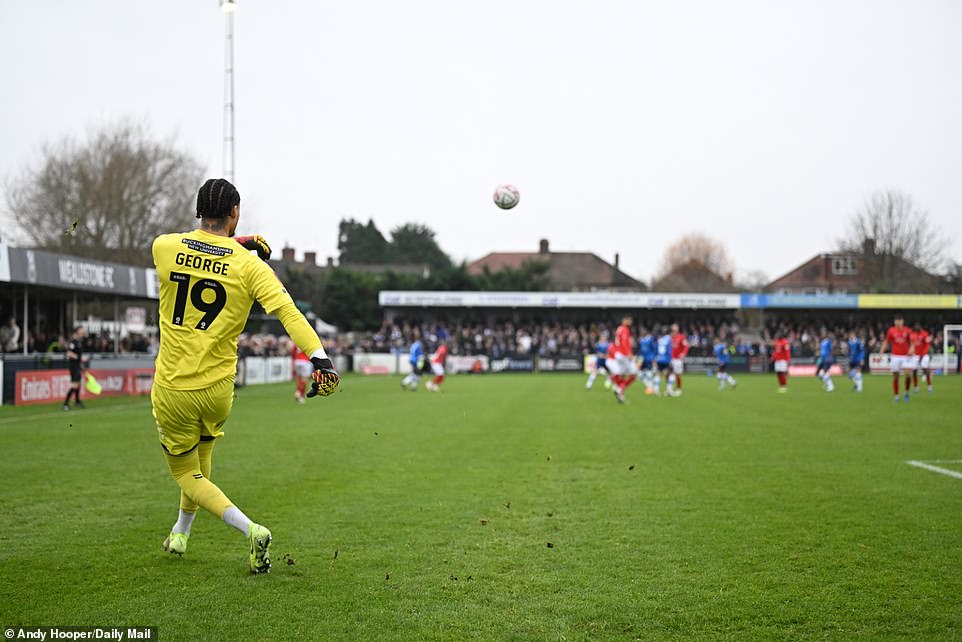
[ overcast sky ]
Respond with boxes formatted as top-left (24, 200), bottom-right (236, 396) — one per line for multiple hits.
top-left (1, 0), bottom-right (960, 285)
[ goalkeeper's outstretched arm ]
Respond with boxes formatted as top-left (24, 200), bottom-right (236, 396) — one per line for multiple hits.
top-left (273, 302), bottom-right (340, 397)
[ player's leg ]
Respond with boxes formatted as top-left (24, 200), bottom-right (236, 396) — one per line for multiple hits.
top-left (163, 446), bottom-right (229, 513)
top-left (918, 355), bottom-right (930, 392)
top-left (162, 446), bottom-right (270, 571)
top-left (163, 437), bottom-right (215, 555)
top-left (605, 358), bottom-right (625, 402)
top-left (63, 382), bottom-right (73, 410)
top-left (63, 380), bottom-right (78, 409)
top-left (154, 380), bottom-right (272, 572)
top-left (296, 376), bottom-right (307, 402)
top-left (823, 362), bottom-right (834, 391)
top-left (201, 378), bottom-right (272, 571)
top-left (723, 364), bottom-right (736, 388)
top-left (890, 355), bottom-right (902, 400)
top-left (427, 363), bottom-right (444, 391)
top-left (619, 356), bottom-right (637, 391)
top-left (641, 363), bottom-right (653, 392)
top-left (775, 360), bottom-right (788, 392)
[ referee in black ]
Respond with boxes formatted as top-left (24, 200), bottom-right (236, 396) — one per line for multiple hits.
top-left (63, 326), bottom-right (87, 410)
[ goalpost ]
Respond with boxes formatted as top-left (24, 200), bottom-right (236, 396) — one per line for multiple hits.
top-left (943, 324), bottom-right (962, 375)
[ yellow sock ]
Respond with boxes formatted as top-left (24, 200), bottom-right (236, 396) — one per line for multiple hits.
top-left (164, 447), bottom-right (232, 519)
top-left (179, 440), bottom-right (215, 513)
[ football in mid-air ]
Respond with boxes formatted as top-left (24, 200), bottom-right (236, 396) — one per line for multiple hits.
top-left (493, 184), bottom-right (520, 210)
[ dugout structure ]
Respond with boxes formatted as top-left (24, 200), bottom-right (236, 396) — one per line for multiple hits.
top-left (0, 243), bottom-right (160, 404)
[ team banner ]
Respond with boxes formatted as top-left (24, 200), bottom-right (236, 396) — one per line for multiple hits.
top-left (537, 354), bottom-right (584, 372)
top-left (379, 291), bottom-right (741, 309)
top-left (5, 247), bottom-right (154, 298)
top-left (354, 353), bottom-right (400, 375)
top-left (868, 353), bottom-right (959, 373)
top-left (446, 355), bottom-right (489, 374)
top-left (381, 290), bottom-right (962, 310)
top-left (489, 356), bottom-right (535, 372)
top-left (351, 353), bottom-right (489, 375)
top-left (858, 294), bottom-right (962, 309)
top-left (740, 293), bottom-right (859, 308)
top-left (14, 368), bottom-right (154, 405)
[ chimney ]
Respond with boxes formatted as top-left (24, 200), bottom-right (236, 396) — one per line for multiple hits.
top-left (281, 246), bottom-right (295, 262)
top-left (539, 239), bottom-right (549, 254)
top-left (303, 251), bottom-right (317, 266)
top-left (326, 256), bottom-right (335, 268)
top-left (614, 253), bottom-right (620, 270)
top-left (862, 238), bottom-right (876, 255)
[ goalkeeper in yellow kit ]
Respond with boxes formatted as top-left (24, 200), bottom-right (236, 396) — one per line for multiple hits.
top-left (152, 178), bottom-right (339, 574)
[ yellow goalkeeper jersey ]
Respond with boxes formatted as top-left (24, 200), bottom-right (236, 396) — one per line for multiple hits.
top-left (152, 229), bottom-right (321, 390)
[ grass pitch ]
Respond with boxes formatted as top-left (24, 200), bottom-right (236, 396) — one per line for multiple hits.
top-left (0, 373), bottom-right (960, 641)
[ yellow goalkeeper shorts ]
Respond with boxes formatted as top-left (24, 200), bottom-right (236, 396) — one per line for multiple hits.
top-left (151, 376), bottom-right (235, 456)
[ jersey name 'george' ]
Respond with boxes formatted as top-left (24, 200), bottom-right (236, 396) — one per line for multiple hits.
top-left (175, 252), bottom-right (230, 275)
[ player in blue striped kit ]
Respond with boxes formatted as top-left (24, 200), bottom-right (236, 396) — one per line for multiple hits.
top-left (846, 331), bottom-right (865, 392)
top-left (400, 330), bottom-right (425, 391)
top-left (653, 329), bottom-right (675, 396)
top-left (815, 332), bottom-right (835, 392)
top-left (637, 329), bottom-right (657, 394)
top-left (585, 333), bottom-right (611, 390)
top-left (713, 337), bottom-right (737, 390)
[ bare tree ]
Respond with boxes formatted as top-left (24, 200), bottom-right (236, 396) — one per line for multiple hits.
top-left (839, 189), bottom-right (947, 272)
top-left (735, 269), bottom-right (769, 292)
top-left (837, 189), bottom-right (948, 291)
top-left (658, 233), bottom-right (734, 278)
top-left (4, 121), bottom-right (205, 266)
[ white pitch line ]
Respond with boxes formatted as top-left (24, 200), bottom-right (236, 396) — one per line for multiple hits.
top-left (906, 460), bottom-right (962, 480)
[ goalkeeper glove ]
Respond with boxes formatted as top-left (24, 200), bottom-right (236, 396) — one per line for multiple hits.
top-left (235, 234), bottom-right (272, 261)
top-left (306, 357), bottom-right (340, 398)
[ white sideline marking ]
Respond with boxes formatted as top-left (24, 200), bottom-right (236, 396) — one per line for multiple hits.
top-left (906, 460), bottom-right (962, 480)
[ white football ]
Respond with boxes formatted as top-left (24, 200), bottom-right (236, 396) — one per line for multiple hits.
top-left (493, 184), bottom-right (520, 210)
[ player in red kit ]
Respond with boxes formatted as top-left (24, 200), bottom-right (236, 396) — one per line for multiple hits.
top-left (292, 345), bottom-right (312, 403)
top-left (668, 323), bottom-right (689, 397)
top-left (609, 316), bottom-right (638, 403)
top-left (878, 313), bottom-right (915, 402)
top-left (771, 331), bottom-right (791, 393)
top-left (425, 341), bottom-right (449, 392)
top-left (910, 322), bottom-right (933, 394)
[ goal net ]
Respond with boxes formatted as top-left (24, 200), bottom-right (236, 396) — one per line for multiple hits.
top-left (942, 324), bottom-right (962, 375)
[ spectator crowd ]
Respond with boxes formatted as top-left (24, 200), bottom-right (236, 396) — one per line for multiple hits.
top-left (1, 316), bottom-right (956, 362)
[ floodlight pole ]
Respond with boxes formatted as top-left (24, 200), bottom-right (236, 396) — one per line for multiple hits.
top-left (220, 0), bottom-right (237, 183)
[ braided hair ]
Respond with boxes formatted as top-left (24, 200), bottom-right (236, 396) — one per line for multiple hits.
top-left (195, 178), bottom-right (240, 219)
